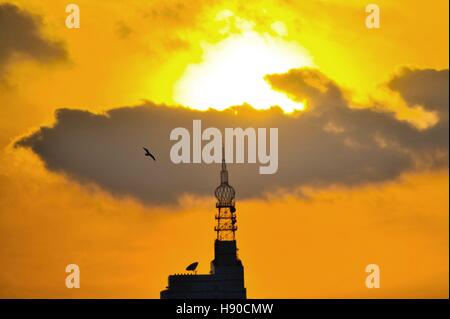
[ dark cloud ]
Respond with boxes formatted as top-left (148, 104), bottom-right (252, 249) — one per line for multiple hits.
top-left (267, 68), bottom-right (449, 155)
top-left (388, 68), bottom-right (449, 120)
top-left (16, 68), bottom-right (449, 205)
top-left (384, 68), bottom-right (449, 164)
top-left (0, 3), bottom-right (67, 78)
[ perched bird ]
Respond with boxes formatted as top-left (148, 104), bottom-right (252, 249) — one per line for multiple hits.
top-left (143, 147), bottom-right (156, 161)
top-left (186, 262), bottom-right (199, 273)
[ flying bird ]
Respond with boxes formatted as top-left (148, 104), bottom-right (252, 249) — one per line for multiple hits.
top-left (143, 147), bottom-right (156, 161)
top-left (186, 262), bottom-right (199, 273)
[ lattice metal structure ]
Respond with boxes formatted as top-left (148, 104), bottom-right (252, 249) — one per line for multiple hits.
top-left (214, 149), bottom-right (237, 241)
top-left (161, 147), bottom-right (246, 299)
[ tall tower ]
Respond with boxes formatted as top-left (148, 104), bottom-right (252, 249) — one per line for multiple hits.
top-left (160, 148), bottom-right (246, 299)
top-left (210, 149), bottom-right (246, 298)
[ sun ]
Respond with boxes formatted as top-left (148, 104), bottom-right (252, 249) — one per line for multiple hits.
top-left (174, 17), bottom-right (313, 113)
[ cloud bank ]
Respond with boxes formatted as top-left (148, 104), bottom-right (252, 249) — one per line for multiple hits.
top-left (16, 68), bottom-right (449, 204)
top-left (0, 3), bottom-right (67, 79)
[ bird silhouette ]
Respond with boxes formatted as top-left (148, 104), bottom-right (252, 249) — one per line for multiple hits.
top-left (143, 147), bottom-right (156, 161)
top-left (186, 262), bottom-right (199, 273)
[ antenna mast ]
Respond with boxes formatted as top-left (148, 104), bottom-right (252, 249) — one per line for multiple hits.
top-left (214, 148), bottom-right (237, 240)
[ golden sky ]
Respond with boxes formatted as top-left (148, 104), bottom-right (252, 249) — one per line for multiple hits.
top-left (0, 0), bottom-right (448, 298)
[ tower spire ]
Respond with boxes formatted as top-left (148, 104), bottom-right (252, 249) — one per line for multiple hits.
top-left (214, 147), bottom-right (237, 240)
top-left (215, 147), bottom-right (235, 208)
top-left (221, 146), bottom-right (228, 184)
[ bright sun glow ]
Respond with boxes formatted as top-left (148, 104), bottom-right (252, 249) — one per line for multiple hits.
top-left (174, 17), bottom-right (313, 113)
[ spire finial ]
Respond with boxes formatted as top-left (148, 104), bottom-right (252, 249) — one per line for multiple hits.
top-left (221, 146), bottom-right (226, 171)
top-left (220, 146), bottom-right (228, 184)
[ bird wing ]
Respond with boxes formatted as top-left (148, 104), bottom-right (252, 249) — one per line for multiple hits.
top-left (143, 147), bottom-right (149, 153)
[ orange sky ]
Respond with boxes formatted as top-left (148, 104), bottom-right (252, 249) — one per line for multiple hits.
top-left (1, 150), bottom-right (447, 298)
top-left (0, 0), bottom-right (448, 298)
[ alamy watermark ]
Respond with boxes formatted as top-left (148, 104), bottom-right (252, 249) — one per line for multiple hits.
top-left (65, 4), bottom-right (80, 29)
top-left (170, 120), bottom-right (278, 174)
top-left (365, 264), bottom-right (381, 288)
top-left (65, 264), bottom-right (80, 289)
top-left (365, 4), bottom-right (380, 29)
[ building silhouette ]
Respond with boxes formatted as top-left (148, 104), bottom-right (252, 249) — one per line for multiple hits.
top-left (160, 151), bottom-right (246, 299)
